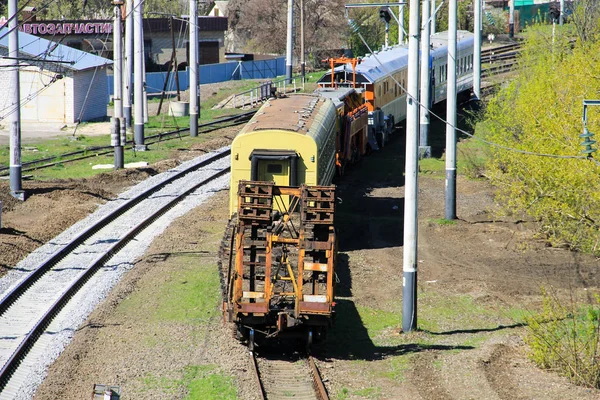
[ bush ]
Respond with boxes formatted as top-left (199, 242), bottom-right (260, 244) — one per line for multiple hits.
top-left (482, 24), bottom-right (600, 254)
top-left (525, 289), bottom-right (600, 388)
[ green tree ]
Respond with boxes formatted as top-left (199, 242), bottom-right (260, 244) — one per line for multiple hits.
top-left (482, 22), bottom-right (600, 254)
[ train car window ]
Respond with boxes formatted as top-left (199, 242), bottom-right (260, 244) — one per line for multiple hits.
top-left (267, 164), bottom-right (283, 174)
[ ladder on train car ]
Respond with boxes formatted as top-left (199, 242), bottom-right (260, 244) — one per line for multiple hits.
top-left (230, 181), bottom-right (336, 330)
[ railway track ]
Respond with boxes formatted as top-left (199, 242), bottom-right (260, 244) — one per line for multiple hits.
top-left (251, 351), bottom-right (329, 400)
top-left (0, 148), bottom-right (231, 398)
top-left (0, 111), bottom-right (254, 177)
top-left (481, 42), bottom-right (522, 80)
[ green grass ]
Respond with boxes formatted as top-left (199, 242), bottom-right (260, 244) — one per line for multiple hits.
top-left (141, 365), bottom-right (237, 399)
top-left (428, 218), bottom-right (458, 225)
top-left (117, 256), bottom-right (220, 324)
top-left (419, 157), bottom-right (445, 175)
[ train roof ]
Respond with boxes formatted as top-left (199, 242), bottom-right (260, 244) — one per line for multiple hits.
top-left (316, 87), bottom-right (360, 108)
top-left (430, 30), bottom-right (475, 58)
top-left (317, 30), bottom-right (475, 84)
top-left (239, 95), bottom-right (330, 135)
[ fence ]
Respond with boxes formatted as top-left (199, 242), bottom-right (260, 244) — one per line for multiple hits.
top-left (107, 57), bottom-right (286, 96)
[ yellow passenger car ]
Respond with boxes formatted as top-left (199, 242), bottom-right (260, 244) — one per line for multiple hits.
top-left (229, 95), bottom-right (337, 214)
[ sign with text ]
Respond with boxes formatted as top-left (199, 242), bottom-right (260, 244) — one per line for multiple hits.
top-left (0, 17), bottom-right (112, 36)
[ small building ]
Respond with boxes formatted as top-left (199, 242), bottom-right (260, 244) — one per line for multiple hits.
top-left (0, 28), bottom-right (111, 123)
top-left (6, 17), bottom-right (228, 70)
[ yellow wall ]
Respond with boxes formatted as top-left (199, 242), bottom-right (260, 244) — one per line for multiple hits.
top-left (229, 130), bottom-right (318, 214)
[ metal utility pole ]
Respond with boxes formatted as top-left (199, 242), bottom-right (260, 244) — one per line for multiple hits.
top-left (559, 0), bottom-right (564, 25)
top-left (419, 0), bottom-right (431, 158)
top-left (445, 0), bottom-right (457, 220)
top-left (113, 0), bottom-right (124, 169)
top-left (8, 0), bottom-right (23, 200)
top-left (300, 0), bottom-right (305, 80)
top-left (402, 0), bottom-right (420, 333)
top-left (430, 0), bottom-right (436, 34)
top-left (399, 4), bottom-right (405, 43)
top-left (189, 0), bottom-right (199, 137)
top-left (133, 0), bottom-right (145, 149)
top-left (473, 0), bottom-right (482, 99)
top-left (509, 0), bottom-right (514, 38)
top-left (286, 0), bottom-right (294, 83)
top-left (123, 0), bottom-right (133, 128)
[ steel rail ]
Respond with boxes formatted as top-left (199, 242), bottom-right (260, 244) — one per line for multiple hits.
top-left (308, 354), bottom-right (329, 400)
top-left (0, 148), bottom-right (230, 316)
top-left (250, 350), bottom-right (329, 400)
top-left (250, 352), bottom-right (267, 400)
top-left (0, 111), bottom-right (254, 176)
top-left (0, 155), bottom-right (231, 390)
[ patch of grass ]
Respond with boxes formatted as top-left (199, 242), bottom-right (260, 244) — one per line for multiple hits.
top-left (428, 218), bottom-right (457, 226)
top-left (356, 304), bottom-right (400, 339)
top-left (141, 365), bottom-right (237, 399)
top-left (353, 386), bottom-right (381, 398)
top-left (419, 157), bottom-right (445, 175)
top-left (380, 355), bottom-right (411, 381)
top-left (184, 365), bottom-right (237, 400)
top-left (457, 134), bottom-right (490, 179)
top-left (117, 257), bottom-right (220, 324)
top-left (154, 259), bottom-right (221, 323)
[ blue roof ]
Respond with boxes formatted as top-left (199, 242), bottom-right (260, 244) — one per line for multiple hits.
top-left (0, 27), bottom-right (112, 71)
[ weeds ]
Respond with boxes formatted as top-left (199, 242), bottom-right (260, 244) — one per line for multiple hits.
top-left (524, 288), bottom-right (600, 388)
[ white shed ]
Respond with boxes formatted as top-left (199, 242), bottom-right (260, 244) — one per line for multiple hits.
top-left (0, 28), bottom-right (112, 124)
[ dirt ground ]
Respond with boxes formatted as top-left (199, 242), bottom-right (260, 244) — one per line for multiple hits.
top-left (3, 112), bottom-right (600, 399)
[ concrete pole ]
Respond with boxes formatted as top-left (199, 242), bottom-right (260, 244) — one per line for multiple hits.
top-left (402, 0), bottom-right (420, 333)
top-left (142, 38), bottom-right (148, 124)
top-left (399, 5), bottom-right (405, 43)
top-left (473, 0), bottom-right (482, 99)
top-left (419, 0), bottom-right (431, 158)
top-left (385, 21), bottom-right (389, 48)
top-left (286, 0), bottom-right (294, 82)
top-left (113, 1), bottom-right (124, 169)
top-left (430, 0), bottom-right (436, 34)
top-left (509, 0), bottom-right (514, 38)
top-left (123, 0), bottom-right (133, 128)
top-left (300, 0), bottom-right (305, 80)
top-left (445, 0), bottom-right (457, 220)
top-left (8, 0), bottom-right (23, 200)
top-left (189, 0), bottom-right (199, 137)
top-left (559, 0), bottom-right (564, 26)
top-left (133, 0), bottom-right (145, 149)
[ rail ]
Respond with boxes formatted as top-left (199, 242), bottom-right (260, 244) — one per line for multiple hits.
top-left (0, 148), bottom-right (231, 396)
top-left (251, 351), bottom-right (329, 400)
top-left (0, 111), bottom-right (254, 177)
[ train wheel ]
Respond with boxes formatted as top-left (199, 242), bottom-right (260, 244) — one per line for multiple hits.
top-left (249, 328), bottom-right (256, 352)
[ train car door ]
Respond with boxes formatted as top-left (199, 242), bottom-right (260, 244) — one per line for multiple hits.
top-left (259, 160), bottom-right (291, 210)
top-left (258, 160), bottom-right (289, 186)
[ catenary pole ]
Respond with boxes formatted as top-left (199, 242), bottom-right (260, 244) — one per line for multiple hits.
top-left (473, 0), bottom-right (481, 99)
top-left (402, 0), bottom-right (420, 333)
top-left (123, 0), bottom-right (133, 128)
top-left (399, 4), bottom-right (405, 43)
top-left (300, 0), bottom-right (305, 80)
top-left (419, 0), bottom-right (431, 158)
top-left (430, 0), bottom-right (436, 34)
top-left (133, 0), bottom-right (145, 149)
top-left (8, 0), bottom-right (23, 200)
top-left (509, 0), bottom-right (514, 38)
top-left (445, 0), bottom-right (457, 220)
top-left (113, 0), bottom-right (124, 169)
top-left (559, 0), bottom-right (564, 26)
top-left (189, 0), bottom-right (199, 137)
top-left (286, 0), bottom-right (293, 82)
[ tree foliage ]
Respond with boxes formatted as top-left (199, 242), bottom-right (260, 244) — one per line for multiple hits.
top-left (227, 0), bottom-right (347, 56)
top-left (482, 21), bottom-right (600, 254)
